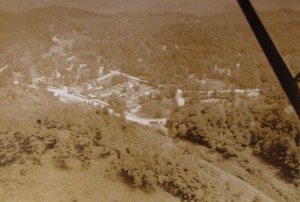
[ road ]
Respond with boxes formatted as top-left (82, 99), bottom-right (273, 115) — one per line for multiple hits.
top-left (97, 70), bottom-right (147, 82)
top-left (199, 89), bottom-right (260, 98)
top-left (197, 158), bottom-right (274, 202)
top-left (124, 112), bottom-right (167, 126)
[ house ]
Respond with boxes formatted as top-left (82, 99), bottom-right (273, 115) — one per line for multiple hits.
top-left (198, 79), bottom-right (206, 85)
top-left (52, 35), bottom-right (66, 44)
top-left (128, 82), bottom-right (134, 88)
top-left (67, 56), bottom-right (77, 62)
top-left (52, 36), bottom-right (60, 43)
top-left (246, 89), bottom-right (260, 98)
top-left (176, 89), bottom-right (185, 107)
top-left (99, 66), bottom-right (104, 74)
top-left (79, 64), bottom-right (88, 69)
top-left (55, 70), bottom-right (61, 78)
top-left (130, 105), bottom-right (142, 113)
top-left (214, 64), bottom-right (231, 76)
top-left (32, 76), bottom-right (46, 85)
top-left (87, 94), bottom-right (97, 99)
top-left (0, 65), bottom-right (8, 73)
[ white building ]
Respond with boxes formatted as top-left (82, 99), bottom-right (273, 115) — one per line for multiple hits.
top-left (214, 64), bottom-right (231, 76)
top-left (67, 56), bottom-right (77, 62)
top-left (99, 66), bottom-right (104, 74)
top-left (0, 65), bottom-right (8, 73)
top-left (176, 89), bottom-right (185, 107)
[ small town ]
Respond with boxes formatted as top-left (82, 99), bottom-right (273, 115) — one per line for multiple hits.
top-left (25, 46), bottom-right (261, 128)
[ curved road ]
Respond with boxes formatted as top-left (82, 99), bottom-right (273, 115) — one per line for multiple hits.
top-left (202, 159), bottom-right (274, 202)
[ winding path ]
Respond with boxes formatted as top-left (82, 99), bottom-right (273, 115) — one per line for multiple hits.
top-left (203, 160), bottom-right (274, 202)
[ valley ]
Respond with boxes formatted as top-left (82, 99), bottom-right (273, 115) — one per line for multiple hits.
top-left (0, 5), bottom-right (300, 202)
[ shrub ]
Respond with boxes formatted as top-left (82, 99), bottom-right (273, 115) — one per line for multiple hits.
top-left (0, 135), bottom-right (20, 166)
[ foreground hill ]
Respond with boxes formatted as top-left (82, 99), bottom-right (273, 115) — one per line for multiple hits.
top-left (0, 86), bottom-right (299, 201)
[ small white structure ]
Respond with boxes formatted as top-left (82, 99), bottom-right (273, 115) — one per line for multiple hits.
top-left (67, 56), bottom-right (76, 62)
top-left (214, 64), bottom-right (231, 76)
top-left (0, 65), bottom-right (8, 73)
top-left (62, 86), bottom-right (68, 92)
top-left (162, 45), bottom-right (167, 51)
top-left (87, 94), bottom-right (97, 99)
top-left (79, 64), bottom-right (88, 69)
top-left (246, 89), bottom-right (260, 98)
top-left (87, 84), bottom-right (93, 90)
top-left (56, 71), bottom-right (61, 78)
top-left (130, 105), bottom-right (142, 113)
top-left (99, 66), bottom-right (104, 74)
top-left (227, 69), bottom-right (231, 76)
top-left (198, 80), bottom-right (206, 85)
top-left (67, 65), bottom-right (73, 71)
top-left (52, 36), bottom-right (60, 43)
top-left (176, 89), bottom-right (185, 107)
top-left (234, 89), bottom-right (245, 94)
top-left (128, 83), bottom-right (134, 88)
top-left (32, 76), bottom-right (45, 85)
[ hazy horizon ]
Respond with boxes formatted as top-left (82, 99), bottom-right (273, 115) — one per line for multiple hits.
top-left (0, 0), bottom-right (299, 14)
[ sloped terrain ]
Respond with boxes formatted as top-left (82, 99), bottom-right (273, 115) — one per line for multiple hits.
top-left (0, 87), bottom-right (299, 202)
top-left (1, 6), bottom-right (300, 202)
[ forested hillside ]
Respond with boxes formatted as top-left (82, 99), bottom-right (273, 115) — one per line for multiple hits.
top-left (0, 85), bottom-right (299, 201)
top-left (167, 97), bottom-right (300, 184)
top-left (1, 7), bottom-right (300, 87)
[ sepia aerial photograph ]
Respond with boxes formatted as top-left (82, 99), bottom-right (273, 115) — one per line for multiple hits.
top-left (0, 0), bottom-right (300, 201)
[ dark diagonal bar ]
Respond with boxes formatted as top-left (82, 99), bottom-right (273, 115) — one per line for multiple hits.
top-left (237, 0), bottom-right (300, 118)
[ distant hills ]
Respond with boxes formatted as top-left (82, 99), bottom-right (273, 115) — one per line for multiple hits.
top-left (1, 0), bottom-right (300, 15)
top-left (0, 5), bottom-right (299, 87)
top-left (1, 0), bottom-right (233, 14)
